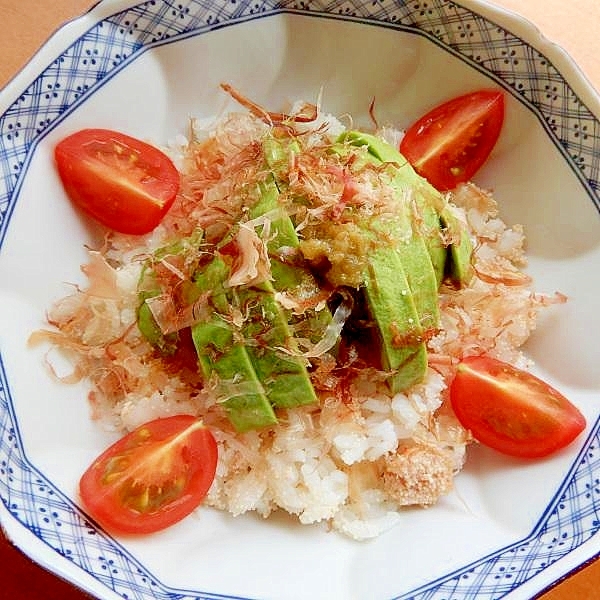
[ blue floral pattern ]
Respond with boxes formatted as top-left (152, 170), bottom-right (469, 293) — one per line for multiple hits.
top-left (1, 1), bottom-right (599, 599)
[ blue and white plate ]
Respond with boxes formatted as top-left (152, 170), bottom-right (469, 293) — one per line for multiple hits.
top-left (1, 1), bottom-right (599, 599)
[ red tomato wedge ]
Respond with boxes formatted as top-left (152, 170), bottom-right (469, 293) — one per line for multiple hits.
top-left (79, 415), bottom-right (217, 534)
top-left (400, 90), bottom-right (504, 191)
top-left (450, 356), bottom-right (586, 459)
top-left (55, 128), bottom-right (180, 235)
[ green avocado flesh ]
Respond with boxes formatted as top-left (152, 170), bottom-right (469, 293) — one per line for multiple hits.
top-left (365, 249), bottom-right (429, 393)
top-left (191, 257), bottom-right (278, 432)
top-left (440, 208), bottom-right (474, 286)
top-left (137, 129), bottom-right (474, 432)
top-left (191, 169), bottom-right (319, 431)
top-left (238, 282), bottom-right (317, 409)
top-left (137, 298), bottom-right (178, 355)
top-left (335, 131), bottom-right (473, 390)
top-left (191, 257), bottom-right (316, 431)
top-left (257, 143), bottom-right (336, 345)
top-left (248, 177), bottom-right (304, 290)
top-left (330, 135), bottom-right (433, 390)
top-left (136, 230), bottom-right (204, 355)
top-left (338, 130), bottom-right (447, 286)
top-left (339, 130), bottom-right (474, 288)
top-left (246, 171), bottom-right (322, 410)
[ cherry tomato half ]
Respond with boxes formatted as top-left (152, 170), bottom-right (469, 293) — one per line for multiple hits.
top-left (79, 415), bottom-right (217, 534)
top-left (55, 128), bottom-right (180, 235)
top-left (450, 356), bottom-right (586, 459)
top-left (400, 90), bottom-right (504, 191)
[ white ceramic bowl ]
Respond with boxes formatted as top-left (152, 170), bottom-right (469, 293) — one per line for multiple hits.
top-left (0, 1), bottom-right (599, 599)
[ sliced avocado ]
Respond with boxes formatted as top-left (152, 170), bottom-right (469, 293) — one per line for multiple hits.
top-left (440, 208), bottom-right (474, 287)
top-left (332, 137), bottom-right (441, 332)
top-left (364, 248), bottom-right (428, 393)
top-left (237, 281), bottom-right (317, 409)
top-left (338, 130), bottom-right (447, 286)
top-left (248, 178), bottom-right (303, 290)
top-left (362, 214), bottom-right (433, 390)
top-left (338, 130), bottom-right (425, 188)
top-left (137, 294), bottom-right (179, 355)
top-left (367, 194), bottom-right (440, 335)
top-left (192, 323), bottom-right (278, 432)
top-left (192, 257), bottom-right (277, 432)
top-left (263, 135), bottom-right (300, 181)
top-left (327, 136), bottom-right (440, 390)
top-left (249, 178), bottom-right (298, 250)
top-left (339, 131), bottom-right (478, 289)
top-left (393, 233), bottom-right (440, 333)
top-left (136, 229), bottom-right (204, 354)
top-left (257, 142), bottom-right (336, 347)
top-left (246, 175), bottom-right (323, 407)
top-left (192, 252), bottom-right (318, 430)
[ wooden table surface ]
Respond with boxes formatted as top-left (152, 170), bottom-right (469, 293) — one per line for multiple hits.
top-left (0, 1), bottom-right (598, 599)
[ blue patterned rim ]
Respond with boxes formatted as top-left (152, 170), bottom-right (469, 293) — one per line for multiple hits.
top-left (0, 2), bottom-right (598, 599)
